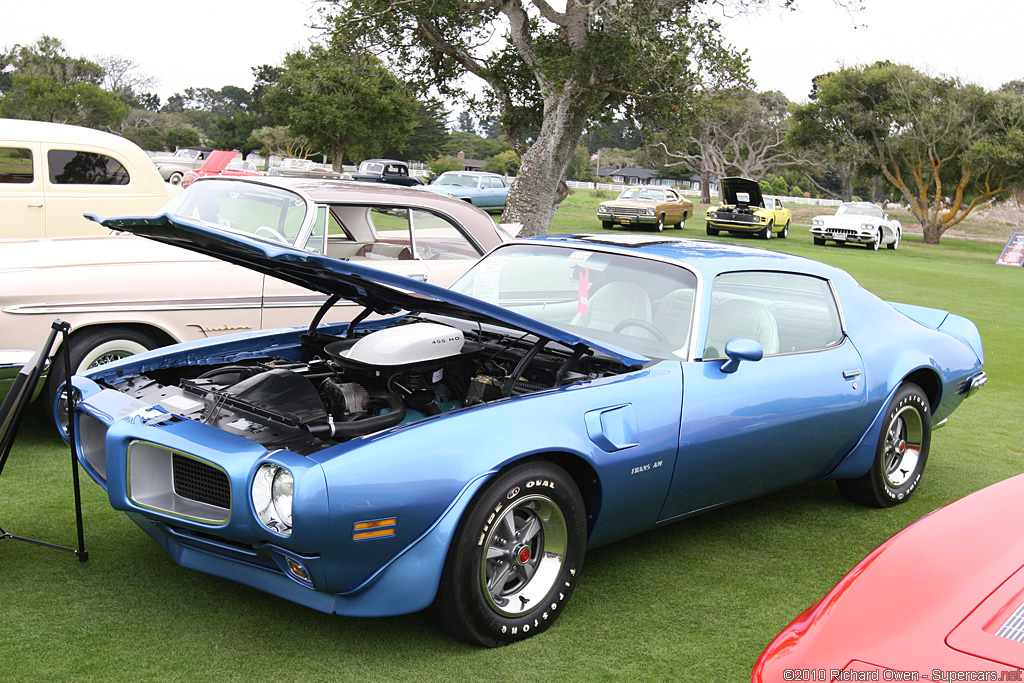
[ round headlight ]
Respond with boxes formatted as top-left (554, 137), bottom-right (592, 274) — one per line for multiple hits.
top-left (812, 218), bottom-right (823, 226)
top-left (252, 463), bottom-right (294, 536)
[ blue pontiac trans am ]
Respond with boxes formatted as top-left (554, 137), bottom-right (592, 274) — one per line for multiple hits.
top-left (64, 181), bottom-right (986, 647)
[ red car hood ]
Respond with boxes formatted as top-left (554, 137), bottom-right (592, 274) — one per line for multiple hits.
top-left (754, 473), bottom-right (1024, 680)
top-left (197, 150), bottom-right (240, 174)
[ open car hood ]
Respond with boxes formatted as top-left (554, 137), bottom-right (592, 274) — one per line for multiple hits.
top-left (197, 150), bottom-right (241, 175)
top-left (719, 177), bottom-right (764, 207)
top-left (87, 213), bottom-right (650, 368)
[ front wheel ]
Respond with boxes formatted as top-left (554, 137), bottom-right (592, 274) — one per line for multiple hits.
top-left (813, 236), bottom-right (826, 246)
top-left (706, 223), bottom-right (719, 236)
top-left (837, 383), bottom-right (931, 507)
top-left (45, 326), bottom-right (164, 421)
top-left (432, 461), bottom-right (586, 647)
top-left (601, 220), bottom-right (613, 230)
top-left (762, 221), bottom-right (773, 240)
top-left (675, 211), bottom-right (688, 229)
top-left (654, 214), bottom-right (665, 232)
top-left (168, 171), bottom-right (184, 186)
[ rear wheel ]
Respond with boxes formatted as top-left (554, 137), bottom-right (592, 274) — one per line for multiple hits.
top-left (888, 231), bottom-right (900, 250)
top-left (838, 384), bottom-right (931, 507)
top-left (779, 220), bottom-right (790, 239)
top-left (432, 461), bottom-right (586, 647)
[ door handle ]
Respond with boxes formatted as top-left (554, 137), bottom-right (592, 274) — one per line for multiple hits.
top-left (28, 203), bottom-right (43, 208)
top-left (843, 369), bottom-right (861, 379)
top-left (409, 273), bottom-right (428, 282)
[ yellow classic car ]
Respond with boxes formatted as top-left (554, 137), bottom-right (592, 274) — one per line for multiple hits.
top-left (597, 186), bottom-right (694, 231)
top-left (705, 177), bottom-right (792, 240)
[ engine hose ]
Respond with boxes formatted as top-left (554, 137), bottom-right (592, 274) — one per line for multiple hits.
top-left (305, 392), bottom-right (406, 438)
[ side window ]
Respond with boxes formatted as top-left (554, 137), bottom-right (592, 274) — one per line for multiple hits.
top-left (704, 271), bottom-right (844, 359)
top-left (0, 147), bottom-right (34, 184)
top-left (48, 149), bottom-right (130, 185)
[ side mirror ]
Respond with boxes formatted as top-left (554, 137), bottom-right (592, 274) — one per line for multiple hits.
top-left (721, 338), bottom-right (764, 374)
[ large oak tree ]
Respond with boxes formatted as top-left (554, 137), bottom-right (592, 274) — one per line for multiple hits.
top-left (322, 0), bottom-right (756, 236)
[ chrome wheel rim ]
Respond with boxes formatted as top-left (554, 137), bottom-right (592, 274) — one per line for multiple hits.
top-left (481, 494), bottom-right (567, 617)
top-left (883, 405), bottom-right (923, 488)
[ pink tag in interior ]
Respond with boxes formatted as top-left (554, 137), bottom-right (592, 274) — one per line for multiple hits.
top-left (577, 268), bottom-right (589, 315)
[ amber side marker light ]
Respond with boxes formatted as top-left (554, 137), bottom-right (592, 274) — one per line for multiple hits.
top-left (353, 518), bottom-right (397, 541)
top-left (286, 558), bottom-right (312, 583)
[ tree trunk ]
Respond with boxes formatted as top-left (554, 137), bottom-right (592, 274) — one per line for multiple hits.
top-left (501, 90), bottom-right (591, 237)
top-left (921, 222), bottom-right (944, 244)
top-left (700, 169), bottom-right (711, 205)
top-left (871, 175), bottom-right (884, 204)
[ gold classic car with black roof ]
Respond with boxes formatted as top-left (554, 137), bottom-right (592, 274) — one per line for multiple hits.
top-left (597, 186), bottom-right (694, 231)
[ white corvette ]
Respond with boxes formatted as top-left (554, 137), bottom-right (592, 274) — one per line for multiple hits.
top-left (810, 202), bottom-right (902, 250)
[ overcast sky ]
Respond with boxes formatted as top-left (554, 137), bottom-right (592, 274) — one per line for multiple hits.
top-left (2, 0), bottom-right (1020, 107)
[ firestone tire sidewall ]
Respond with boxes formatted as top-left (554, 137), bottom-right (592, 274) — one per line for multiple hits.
top-left (434, 462), bottom-right (586, 647)
top-left (871, 385), bottom-right (932, 507)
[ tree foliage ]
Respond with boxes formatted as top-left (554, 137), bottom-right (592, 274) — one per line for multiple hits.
top-left (262, 39), bottom-right (417, 169)
top-left (0, 36), bottom-right (129, 129)
top-left (790, 62), bottom-right (1024, 243)
top-left (660, 88), bottom-right (804, 203)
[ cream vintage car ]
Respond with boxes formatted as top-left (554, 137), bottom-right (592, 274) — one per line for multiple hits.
top-left (597, 186), bottom-right (694, 231)
top-left (0, 118), bottom-right (173, 239)
top-left (0, 176), bottom-right (507, 410)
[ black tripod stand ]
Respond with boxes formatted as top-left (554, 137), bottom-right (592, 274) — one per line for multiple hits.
top-left (0, 319), bottom-right (88, 561)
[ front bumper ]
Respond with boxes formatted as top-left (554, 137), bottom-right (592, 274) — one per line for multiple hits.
top-left (707, 214), bottom-right (765, 232)
top-left (0, 349), bottom-right (47, 404)
top-left (810, 226), bottom-right (875, 243)
top-left (597, 211), bottom-right (658, 227)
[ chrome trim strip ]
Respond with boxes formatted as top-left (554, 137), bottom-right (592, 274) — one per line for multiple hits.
top-left (5, 296), bottom-right (264, 315)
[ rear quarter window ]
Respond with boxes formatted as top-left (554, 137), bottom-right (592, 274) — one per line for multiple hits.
top-left (48, 149), bottom-right (130, 185)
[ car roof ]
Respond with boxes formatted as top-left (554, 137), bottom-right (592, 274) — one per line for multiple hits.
top-left (439, 170), bottom-right (502, 176)
top-left (0, 118), bottom-right (147, 154)
top-left (526, 234), bottom-right (852, 282)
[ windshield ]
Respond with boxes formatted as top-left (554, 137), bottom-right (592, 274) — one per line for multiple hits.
top-left (618, 188), bottom-right (664, 201)
top-left (836, 203), bottom-right (883, 218)
top-left (158, 179), bottom-right (310, 246)
top-left (450, 243), bottom-right (697, 359)
top-left (435, 173), bottom-right (480, 188)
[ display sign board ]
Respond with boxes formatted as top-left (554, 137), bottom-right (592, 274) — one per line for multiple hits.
top-left (995, 231), bottom-right (1024, 267)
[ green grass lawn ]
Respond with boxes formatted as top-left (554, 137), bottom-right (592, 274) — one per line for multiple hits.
top-left (1, 192), bottom-right (1021, 682)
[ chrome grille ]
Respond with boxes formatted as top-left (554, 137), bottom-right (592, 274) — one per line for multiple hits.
top-left (827, 228), bottom-right (856, 237)
top-left (997, 603), bottom-right (1024, 642)
top-left (610, 208), bottom-right (641, 216)
top-left (173, 453), bottom-right (231, 509)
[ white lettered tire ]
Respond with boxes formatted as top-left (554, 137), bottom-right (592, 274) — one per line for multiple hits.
top-left (432, 461), bottom-right (586, 646)
top-left (838, 383), bottom-right (931, 507)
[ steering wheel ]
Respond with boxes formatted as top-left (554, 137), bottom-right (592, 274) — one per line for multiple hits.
top-left (612, 318), bottom-right (668, 342)
top-left (255, 226), bottom-right (289, 244)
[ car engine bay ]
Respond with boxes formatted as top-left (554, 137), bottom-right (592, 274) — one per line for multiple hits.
top-left (98, 320), bottom-right (627, 455)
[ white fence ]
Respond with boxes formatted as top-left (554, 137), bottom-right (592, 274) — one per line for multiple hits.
top-left (566, 180), bottom-right (844, 208)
